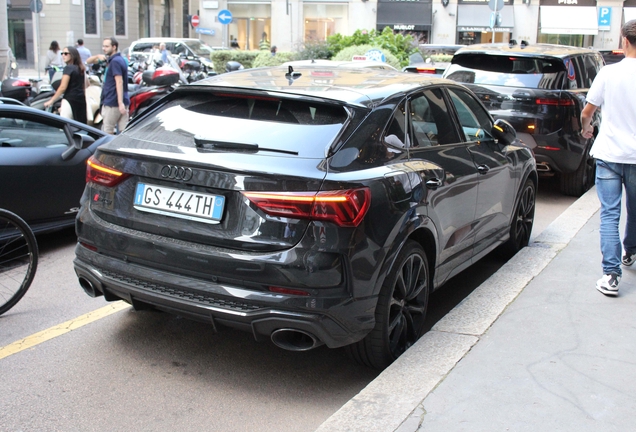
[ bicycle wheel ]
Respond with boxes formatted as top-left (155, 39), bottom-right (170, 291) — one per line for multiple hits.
top-left (0, 209), bottom-right (38, 316)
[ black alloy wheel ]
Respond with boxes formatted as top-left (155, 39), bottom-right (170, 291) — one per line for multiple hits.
top-left (500, 178), bottom-right (536, 258)
top-left (347, 240), bottom-right (430, 369)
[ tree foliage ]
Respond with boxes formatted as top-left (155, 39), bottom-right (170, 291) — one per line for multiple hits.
top-left (294, 41), bottom-right (334, 61)
top-left (331, 45), bottom-right (401, 70)
top-left (252, 50), bottom-right (296, 68)
top-left (326, 27), bottom-right (417, 67)
top-left (210, 50), bottom-right (260, 74)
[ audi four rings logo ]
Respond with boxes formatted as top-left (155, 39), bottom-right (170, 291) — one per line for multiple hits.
top-left (161, 165), bottom-right (194, 181)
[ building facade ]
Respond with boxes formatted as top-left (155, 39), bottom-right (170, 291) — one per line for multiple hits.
top-left (5, 0), bottom-right (636, 69)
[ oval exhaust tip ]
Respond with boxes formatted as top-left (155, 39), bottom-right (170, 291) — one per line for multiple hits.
top-left (270, 329), bottom-right (321, 351)
top-left (78, 277), bottom-right (101, 298)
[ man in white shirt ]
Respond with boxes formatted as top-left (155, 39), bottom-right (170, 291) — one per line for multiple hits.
top-left (581, 19), bottom-right (636, 296)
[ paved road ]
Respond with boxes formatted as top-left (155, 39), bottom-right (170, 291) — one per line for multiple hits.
top-left (0, 177), bottom-right (576, 431)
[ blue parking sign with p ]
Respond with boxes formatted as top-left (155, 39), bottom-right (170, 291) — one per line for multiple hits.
top-left (598, 7), bottom-right (611, 31)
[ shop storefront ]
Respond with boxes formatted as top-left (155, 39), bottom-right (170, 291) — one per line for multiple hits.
top-left (376, 0), bottom-right (433, 43)
top-left (304, 1), bottom-right (349, 42)
top-left (6, 0), bottom-right (31, 63)
top-left (625, 0), bottom-right (636, 24)
top-left (227, 1), bottom-right (271, 50)
top-left (456, 0), bottom-right (514, 45)
top-left (538, 0), bottom-right (598, 47)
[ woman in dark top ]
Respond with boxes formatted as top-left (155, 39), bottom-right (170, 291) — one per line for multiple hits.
top-left (44, 46), bottom-right (87, 124)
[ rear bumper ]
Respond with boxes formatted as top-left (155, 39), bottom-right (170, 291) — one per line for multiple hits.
top-left (73, 244), bottom-right (376, 348)
top-left (529, 131), bottom-right (588, 174)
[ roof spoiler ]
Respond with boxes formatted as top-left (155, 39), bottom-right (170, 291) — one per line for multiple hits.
top-left (509, 40), bottom-right (529, 48)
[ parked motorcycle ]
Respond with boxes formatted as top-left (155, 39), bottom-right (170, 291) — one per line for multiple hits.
top-left (128, 54), bottom-right (187, 120)
top-left (178, 54), bottom-right (217, 83)
top-left (0, 60), bottom-right (32, 104)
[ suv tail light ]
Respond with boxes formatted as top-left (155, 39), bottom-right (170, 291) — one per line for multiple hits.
top-left (242, 188), bottom-right (371, 227)
top-left (415, 67), bottom-right (436, 74)
top-left (86, 156), bottom-right (129, 187)
top-left (535, 98), bottom-right (574, 106)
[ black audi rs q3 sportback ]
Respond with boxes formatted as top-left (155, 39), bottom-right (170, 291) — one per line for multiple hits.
top-left (74, 65), bottom-right (537, 369)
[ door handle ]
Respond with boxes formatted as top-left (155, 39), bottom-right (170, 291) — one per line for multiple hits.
top-left (477, 164), bottom-right (490, 174)
top-left (426, 178), bottom-right (443, 189)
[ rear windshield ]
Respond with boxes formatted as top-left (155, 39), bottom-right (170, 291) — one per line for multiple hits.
top-left (124, 92), bottom-right (350, 158)
top-left (445, 54), bottom-right (567, 89)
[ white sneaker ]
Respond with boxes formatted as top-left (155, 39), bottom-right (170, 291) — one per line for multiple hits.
top-left (596, 274), bottom-right (620, 296)
top-left (622, 252), bottom-right (636, 266)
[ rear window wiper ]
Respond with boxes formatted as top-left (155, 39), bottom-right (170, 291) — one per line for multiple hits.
top-left (194, 136), bottom-right (298, 155)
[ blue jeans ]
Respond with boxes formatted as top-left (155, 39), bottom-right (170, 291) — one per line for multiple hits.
top-left (595, 160), bottom-right (636, 276)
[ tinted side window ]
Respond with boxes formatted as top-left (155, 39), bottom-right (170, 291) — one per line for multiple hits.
top-left (564, 58), bottom-right (579, 90)
top-left (583, 54), bottom-right (601, 86)
top-left (446, 88), bottom-right (494, 142)
top-left (409, 88), bottom-right (460, 147)
top-left (384, 101), bottom-right (407, 149)
top-left (571, 56), bottom-right (587, 89)
top-left (0, 115), bottom-right (68, 148)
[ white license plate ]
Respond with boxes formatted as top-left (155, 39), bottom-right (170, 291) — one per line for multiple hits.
top-left (133, 183), bottom-right (225, 224)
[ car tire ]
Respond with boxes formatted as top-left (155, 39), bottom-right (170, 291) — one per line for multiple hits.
top-left (498, 178), bottom-right (536, 258)
top-left (346, 240), bottom-right (429, 370)
top-left (560, 142), bottom-right (595, 197)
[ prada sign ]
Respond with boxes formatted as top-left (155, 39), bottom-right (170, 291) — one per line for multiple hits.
top-left (539, 0), bottom-right (596, 5)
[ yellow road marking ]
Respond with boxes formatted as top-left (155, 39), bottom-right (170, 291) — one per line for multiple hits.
top-left (0, 301), bottom-right (130, 360)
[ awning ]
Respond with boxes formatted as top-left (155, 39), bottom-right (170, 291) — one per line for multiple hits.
top-left (457, 5), bottom-right (514, 32)
top-left (540, 6), bottom-right (598, 35)
top-left (376, 1), bottom-right (433, 32)
top-left (624, 7), bottom-right (636, 22)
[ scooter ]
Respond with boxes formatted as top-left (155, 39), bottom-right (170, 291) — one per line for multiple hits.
top-left (128, 54), bottom-right (187, 119)
top-left (0, 59), bottom-right (33, 104)
top-left (29, 67), bottom-right (102, 127)
top-left (178, 54), bottom-right (217, 83)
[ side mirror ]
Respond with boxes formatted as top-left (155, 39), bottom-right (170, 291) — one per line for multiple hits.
top-left (73, 132), bottom-right (96, 149)
top-left (62, 133), bottom-right (96, 160)
top-left (492, 119), bottom-right (517, 145)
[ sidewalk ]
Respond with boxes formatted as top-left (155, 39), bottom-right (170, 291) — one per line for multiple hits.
top-left (317, 186), bottom-right (636, 431)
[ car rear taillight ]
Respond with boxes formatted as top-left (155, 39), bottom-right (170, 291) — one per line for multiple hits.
top-left (416, 67), bottom-right (436, 74)
top-left (242, 188), bottom-right (371, 227)
top-left (611, 49), bottom-right (624, 55)
top-left (535, 98), bottom-right (574, 106)
top-left (86, 156), bottom-right (129, 187)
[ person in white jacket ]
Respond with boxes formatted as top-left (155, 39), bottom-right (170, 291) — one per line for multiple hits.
top-left (45, 40), bottom-right (64, 81)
